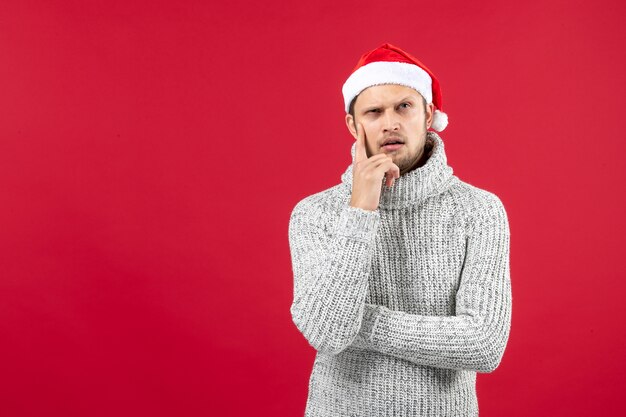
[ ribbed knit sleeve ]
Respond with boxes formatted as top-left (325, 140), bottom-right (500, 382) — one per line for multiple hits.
top-left (351, 196), bottom-right (512, 373)
top-left (288, 201), bottom-right (380, 355)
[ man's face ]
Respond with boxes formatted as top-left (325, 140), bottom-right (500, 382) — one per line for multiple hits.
top-left (345, 84), bottom-right (434, 176)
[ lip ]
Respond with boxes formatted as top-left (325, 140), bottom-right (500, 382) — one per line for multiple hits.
top-left (381, 136), bottom-right (404, 152)
top-left (381, 136), bottom-right (405, 146)
top-left (382, 143), bottom-right (403, 151)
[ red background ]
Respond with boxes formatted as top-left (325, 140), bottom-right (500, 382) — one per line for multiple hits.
top-left (1, 0), bottom-right (625, 415)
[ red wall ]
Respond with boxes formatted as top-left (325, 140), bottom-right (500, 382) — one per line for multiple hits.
top-left (1, 0), bottom-right (625, 415)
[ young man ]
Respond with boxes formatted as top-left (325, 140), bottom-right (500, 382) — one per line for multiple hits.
top-left (288, 43), bottom-right (512, 416)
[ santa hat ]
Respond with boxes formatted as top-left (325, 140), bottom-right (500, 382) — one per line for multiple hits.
top-left (342, 43), bottom-right (448, 132)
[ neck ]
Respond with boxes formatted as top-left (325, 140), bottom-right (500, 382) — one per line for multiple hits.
top-left (401, 140), bottom-right (433, 176)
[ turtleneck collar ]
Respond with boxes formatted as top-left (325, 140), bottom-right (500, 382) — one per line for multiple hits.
top-left (341, 131), bottom-right (456, 209)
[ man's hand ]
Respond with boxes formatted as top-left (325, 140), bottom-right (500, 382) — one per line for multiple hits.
top-left (349, 123), bottom-right (400, 211)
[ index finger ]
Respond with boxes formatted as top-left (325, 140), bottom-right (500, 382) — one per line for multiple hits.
top-left (354, 123), bottom-right (367, 163)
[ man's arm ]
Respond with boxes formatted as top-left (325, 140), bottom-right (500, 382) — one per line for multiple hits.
top-left (349, 195), bottom-right (512, 373)
top-left (288, 200), bottom-right (379, 355)
top-left (289, 123), bottom-right (400, 356)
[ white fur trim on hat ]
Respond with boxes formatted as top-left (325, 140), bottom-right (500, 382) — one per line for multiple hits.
top-left (342, 61), bottom-right (433, 113)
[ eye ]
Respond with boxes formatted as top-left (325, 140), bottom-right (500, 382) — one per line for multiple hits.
top-left (399, 102), bottom-right (411, 109)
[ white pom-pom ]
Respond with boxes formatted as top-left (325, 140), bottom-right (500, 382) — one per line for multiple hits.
top-left (431, 109), bottom-right (448, 132)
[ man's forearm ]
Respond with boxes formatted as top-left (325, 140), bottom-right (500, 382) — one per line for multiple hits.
top-left (349, 298), bottom-right (511, 372)
top-left (289, 202), bottom-right (380, 354)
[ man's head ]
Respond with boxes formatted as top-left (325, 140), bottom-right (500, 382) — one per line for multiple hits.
top-left (342, 43), bottom-right (448, 174)
top-left (345, 84), bottom-right (434, 176)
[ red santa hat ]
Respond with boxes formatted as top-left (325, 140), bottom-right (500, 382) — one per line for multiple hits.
top-left (342, 43), bottom-right (448, 132)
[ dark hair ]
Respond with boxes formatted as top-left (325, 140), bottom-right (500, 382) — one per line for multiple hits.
top-left (348, 96), bottom-right (357, 120)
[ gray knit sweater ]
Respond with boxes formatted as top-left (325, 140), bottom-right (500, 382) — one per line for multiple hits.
top-left (288, 131), bottom-right (512, 417)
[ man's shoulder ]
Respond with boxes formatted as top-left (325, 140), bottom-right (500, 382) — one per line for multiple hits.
top-left (289, 182), bottom-right (349, 223)
top-left (451, 177), bottom-right (505, 206)
top-left (449, 177), bottom-right (508, 228)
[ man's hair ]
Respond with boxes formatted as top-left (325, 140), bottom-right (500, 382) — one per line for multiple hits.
top-left (348, 90), bottom-right (428, 122)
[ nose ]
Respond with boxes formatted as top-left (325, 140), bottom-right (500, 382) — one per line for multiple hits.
top-left (382, 109), bottom-right (400, 132)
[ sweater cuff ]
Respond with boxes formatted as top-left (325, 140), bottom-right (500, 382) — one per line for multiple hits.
top-left (335, 205), bottom-right (380, 242)
top-left (359, 303), bottom-right (382, 342)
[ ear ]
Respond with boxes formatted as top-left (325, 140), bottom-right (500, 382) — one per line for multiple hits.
top-left (425, 102), bottom-right (435, 129)
top-left (345, 113), bottom-right (358, 140)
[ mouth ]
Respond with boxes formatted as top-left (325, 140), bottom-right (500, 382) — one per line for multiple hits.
top-left (381, 138), bottom-right (404, 151)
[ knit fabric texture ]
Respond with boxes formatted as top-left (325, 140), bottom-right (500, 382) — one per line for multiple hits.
top-left (287, 131), bottom-right (512, 417)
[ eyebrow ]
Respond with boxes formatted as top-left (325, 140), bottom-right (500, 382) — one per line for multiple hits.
top-left (361, 96), bottom-right (417, 112)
